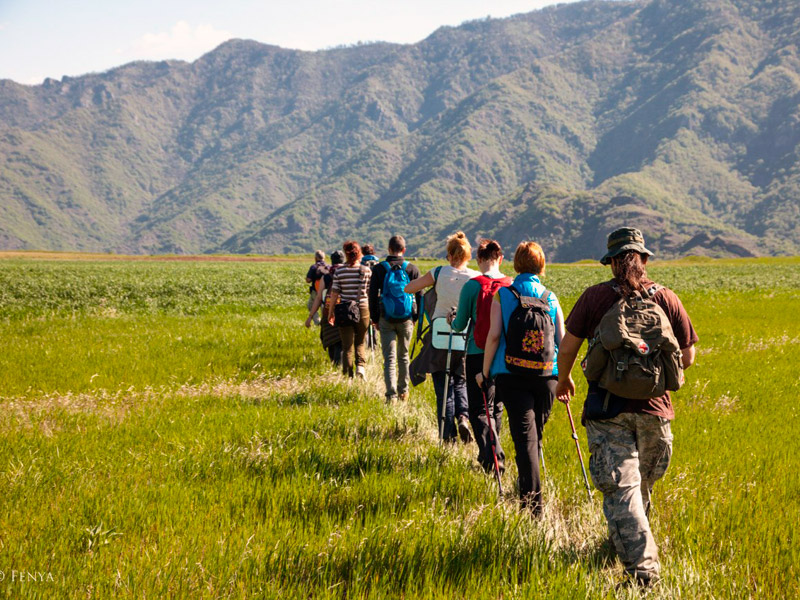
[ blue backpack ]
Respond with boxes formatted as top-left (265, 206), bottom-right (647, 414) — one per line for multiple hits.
top-left (381, 261), bottom-right (413, 319)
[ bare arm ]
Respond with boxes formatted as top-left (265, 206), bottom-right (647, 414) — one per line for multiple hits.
top-left (326, 290), bottom-right (340, 326)
top-left (404, 269), bottom-right (435, 294)
top-left (304, 283), bottom-right (326, 328)
top-left (476, 298), bottom-right (503, 388)
top-left (556, 331), bottom-right (584, 403)
top-left (681, 344), bottom-right (696, 369)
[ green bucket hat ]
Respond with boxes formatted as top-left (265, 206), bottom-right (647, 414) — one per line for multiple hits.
top-left (600, 227), bottom-right (654, 265)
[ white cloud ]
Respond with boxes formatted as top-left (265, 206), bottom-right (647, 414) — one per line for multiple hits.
top-left (0, 21), bottom-right (9, 31)
top-left (129, 21), bottom-right (233, 62)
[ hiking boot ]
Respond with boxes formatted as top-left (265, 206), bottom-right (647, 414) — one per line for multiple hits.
top-left (457, 415), bottom-right (472, 443)
top-left (398, 392), bottom-right (408, 401)
top-left (385, 395), bottom-right (397, 405)
top-left (615, 571), bottom-right (660, 592)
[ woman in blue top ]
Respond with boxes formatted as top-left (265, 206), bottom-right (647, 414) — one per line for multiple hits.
top-left (476, 241), bottom-right (564, 515)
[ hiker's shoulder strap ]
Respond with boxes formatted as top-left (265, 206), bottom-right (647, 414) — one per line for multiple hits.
top-left (401, 260), bottom-right (409, 270)
top-left (644, 283), bottom-right (663, 297)
top-left (433, 265), bottom-right (442, 282)
top-left (381, 260), bottom-right (392, 274)
top-left (473, 274), bottom-right (492, 290)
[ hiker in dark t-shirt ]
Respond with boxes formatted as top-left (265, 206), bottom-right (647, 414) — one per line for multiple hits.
top-left (305, 251), bottom-right (344, 366)
top-left (555, 228), bottom-right (698, 588)
top-left (305, 250), bottom-right (328, 325)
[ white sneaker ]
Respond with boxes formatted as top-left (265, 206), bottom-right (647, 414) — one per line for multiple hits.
top-left (356, 366), bottom-right (366, 379)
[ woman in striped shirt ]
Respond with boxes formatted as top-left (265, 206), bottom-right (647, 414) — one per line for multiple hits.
top-left (327, 240), bottom-right (372, 378)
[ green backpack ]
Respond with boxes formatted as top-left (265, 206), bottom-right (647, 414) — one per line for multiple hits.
top-left (582, 282), bottom-right (684, 399)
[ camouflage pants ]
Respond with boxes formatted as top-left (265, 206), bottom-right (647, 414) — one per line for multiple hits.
top-left (585, 412), bottom-right (673, 581)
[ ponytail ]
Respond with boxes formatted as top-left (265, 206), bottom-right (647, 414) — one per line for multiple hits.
top-left (446, 231), bottom-right (471, 264)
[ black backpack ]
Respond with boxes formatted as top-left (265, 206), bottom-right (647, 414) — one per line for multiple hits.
top-left (503, 286), bottom-right (556, 377)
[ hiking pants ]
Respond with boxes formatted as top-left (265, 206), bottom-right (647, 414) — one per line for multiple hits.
top-left (338, 304), bottom-right (370, 377)
top-left (585, 412), bottom-right (673, 582)
top-left (327, 342), bottom-right (342, 367)
top-left (378, 317), bottom-right (413, 399)
top-left (465, 354), bottom-right (505, 471)
top-left (495, 374), bottom-right (555, 515)
top-left (432, 370), bottom-right (467, 441)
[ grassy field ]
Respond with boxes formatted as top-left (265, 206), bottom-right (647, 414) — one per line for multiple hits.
top-left (0, 254), bottom-right (798, 598)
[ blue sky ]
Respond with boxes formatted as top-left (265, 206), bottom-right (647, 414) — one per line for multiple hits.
top-left (0, 0), bottom-right (581, 85)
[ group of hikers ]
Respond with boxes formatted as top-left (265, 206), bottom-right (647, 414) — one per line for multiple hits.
top-left (303, 228), bottom-right (698, 588)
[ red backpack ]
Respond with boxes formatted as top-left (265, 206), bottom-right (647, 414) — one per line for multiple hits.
top-left (473, 274), bottom-right (513, 350)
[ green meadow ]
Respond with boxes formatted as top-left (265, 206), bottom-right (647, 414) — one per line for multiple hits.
top-left (0, 255), bottom-right (798, 599)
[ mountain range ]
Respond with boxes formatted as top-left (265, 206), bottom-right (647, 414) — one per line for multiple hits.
top-left (1, 0), bottom-right (799, 260)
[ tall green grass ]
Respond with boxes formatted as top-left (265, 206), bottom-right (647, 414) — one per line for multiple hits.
top-left (0, 256), bottom-right (798, 598)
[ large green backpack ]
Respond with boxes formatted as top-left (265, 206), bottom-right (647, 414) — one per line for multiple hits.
top-left (582, 282), bottom-right (684, 399)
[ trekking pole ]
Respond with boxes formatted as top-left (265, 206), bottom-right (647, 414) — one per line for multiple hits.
top-left (564, 400), bottom-right (592, 500)
top-left (539, 441), bottom-right (545, 473)
top-left (480, 381), bottom-right (504, 496)
top-left (368, 323), bottom-right (376, 362)
top-left (439, 327), bottom-right (454, 443)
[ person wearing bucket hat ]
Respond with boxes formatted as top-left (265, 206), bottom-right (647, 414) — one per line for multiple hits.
top-left (554, 227), bottom-right (698, 588)
top-left (599, 227), bottom-right (654, 265)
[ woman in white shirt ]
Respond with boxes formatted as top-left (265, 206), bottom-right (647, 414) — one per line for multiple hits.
top-left (405, 231), bottom-right (479, 442)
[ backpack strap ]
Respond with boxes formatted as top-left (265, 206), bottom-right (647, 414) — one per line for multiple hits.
top-left (607, 279), bottom-right (662, 299)
top-left (538, 288), bottom-right (550, 304)
top-left (433, 266), bottom-right (442, 282)
top-left (355, 264), bottom-right (369, 300)
top-left (644, 283), bottom-right (662, 297)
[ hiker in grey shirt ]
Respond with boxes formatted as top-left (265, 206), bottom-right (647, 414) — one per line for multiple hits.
top-left (405, 231), bottom-right (479, 442)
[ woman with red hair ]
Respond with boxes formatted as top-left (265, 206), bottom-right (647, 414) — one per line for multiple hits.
top-left (477, 241), bottom-right (564, 515)
top-left (327, 241), bottom-right (372, 378)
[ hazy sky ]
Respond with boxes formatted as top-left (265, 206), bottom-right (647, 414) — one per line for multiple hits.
top-left (0, 0), bottom-right (583, 85)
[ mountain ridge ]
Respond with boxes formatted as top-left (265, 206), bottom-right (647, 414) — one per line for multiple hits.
top-left (2, 0), bottom-right (799, 259)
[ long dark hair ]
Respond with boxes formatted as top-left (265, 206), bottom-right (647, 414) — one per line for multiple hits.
top-left (611, 251), bottom-right (647, 296)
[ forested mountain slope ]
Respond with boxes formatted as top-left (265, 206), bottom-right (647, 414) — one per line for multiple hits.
top-left (1, 0), bottom-right (798, 258)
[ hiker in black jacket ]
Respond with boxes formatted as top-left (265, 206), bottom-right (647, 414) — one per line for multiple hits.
top-left (368, 235), bottom-right (421, 402)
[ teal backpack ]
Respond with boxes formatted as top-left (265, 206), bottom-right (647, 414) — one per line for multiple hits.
top-left (381, 261), bottom-right (413, 319)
